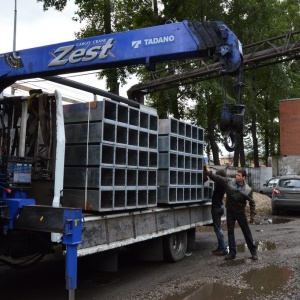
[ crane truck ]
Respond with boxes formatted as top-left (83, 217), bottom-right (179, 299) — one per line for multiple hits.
top-left (0, 20), bottom-right (244, 299)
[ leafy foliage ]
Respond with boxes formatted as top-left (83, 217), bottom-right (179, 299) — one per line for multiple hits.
top-left (36, 0), bottom-right (68, 11)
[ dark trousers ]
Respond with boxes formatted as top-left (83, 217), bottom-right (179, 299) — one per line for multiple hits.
top-left (226, 209), bottom-right (256, 255)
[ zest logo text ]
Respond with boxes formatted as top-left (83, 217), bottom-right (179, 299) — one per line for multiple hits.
top-left (48, 38), bottom-right (114, 67)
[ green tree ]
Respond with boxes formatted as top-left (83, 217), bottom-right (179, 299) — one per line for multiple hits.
top-left (221, 0), bottom-right (300, 166)
top-left (72, 0), bottom-right (123, 94)
top-left (37, 0), bottom-right (68, 11)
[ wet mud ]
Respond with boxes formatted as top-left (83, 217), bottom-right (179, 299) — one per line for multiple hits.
top-left (174, 265), bottom-right (293, 300)
top-left (1, 214), bottom-right (300, 299)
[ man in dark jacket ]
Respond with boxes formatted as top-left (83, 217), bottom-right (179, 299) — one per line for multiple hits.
top-left (209, 169), bottom-right (228, 256)
top-left (204, 165), bottom-right (258, 261)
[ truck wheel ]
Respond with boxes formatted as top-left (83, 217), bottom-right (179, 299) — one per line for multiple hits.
top-left (162, 231), bottom-right (187, 262)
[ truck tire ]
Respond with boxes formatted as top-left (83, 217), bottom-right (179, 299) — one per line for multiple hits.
top-left (162, 231), bottom-right (187, 262)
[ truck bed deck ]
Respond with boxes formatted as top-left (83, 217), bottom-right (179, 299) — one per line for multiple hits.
top-left (79, 202), bottom-right (212, 256)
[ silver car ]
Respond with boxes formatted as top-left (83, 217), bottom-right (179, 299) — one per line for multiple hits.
top-left (260, 177), bottom-right (280, 196)
top-left (271, 175), bottom-right (300, 215)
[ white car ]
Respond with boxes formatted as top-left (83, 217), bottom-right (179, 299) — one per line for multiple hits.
top-left (259, 177), bottom-right (280, 196)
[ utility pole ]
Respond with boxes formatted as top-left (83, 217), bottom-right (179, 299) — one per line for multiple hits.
top-left (13, 0), bottom-right (17, 53)
top-left (11, 0), bottom-right (17, 96)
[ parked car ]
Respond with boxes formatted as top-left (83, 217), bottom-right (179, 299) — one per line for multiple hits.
top-left (271, 175), bottom-right (300, 215)
top-left (260, 177), bottom-right (280, 196)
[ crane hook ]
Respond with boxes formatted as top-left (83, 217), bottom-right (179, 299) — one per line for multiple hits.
top-left (220, 103), bottom-right (245, 152)
top-left (223, 130), bottom-right (237, 152)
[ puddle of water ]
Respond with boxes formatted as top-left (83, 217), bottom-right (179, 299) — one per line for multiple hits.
top-left (269, 217), bottom-right (293, 224)
top-left (236, 243), bottom-right (247, 253)
top-left (237, 240), bottom-right (276, 253)
top-left (256, 217), bottom-right (293, 225)
top-left (256, 240), bottom-right (276, 251)
top-left (242, 265), bottom-right (293, 295)
top-left (167, 265), bottom-right (293, 300)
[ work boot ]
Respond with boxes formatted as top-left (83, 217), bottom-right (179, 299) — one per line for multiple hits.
top-left (225, 253), bottom-right (236, 260)
top-left (251, 253), bottom-right (258, 260)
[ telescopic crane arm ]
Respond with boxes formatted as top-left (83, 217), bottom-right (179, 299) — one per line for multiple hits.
top-left (0, 20), bottom-right (242, 92)
top-left (0, 20), bottom-right (244, 151)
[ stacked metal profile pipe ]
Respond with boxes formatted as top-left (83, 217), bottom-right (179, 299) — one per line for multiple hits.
top-left (62, 99), bottom-right (158, 211)
top-left (157, 118), bottom-right (206, 204)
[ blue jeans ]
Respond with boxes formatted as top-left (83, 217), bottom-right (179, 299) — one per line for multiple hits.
top-left (211, 206), bottom-right (227, 251)
top-left (226, 210), bottom-right (256, 255)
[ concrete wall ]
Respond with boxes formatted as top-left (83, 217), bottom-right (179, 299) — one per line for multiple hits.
top-left (277, 155), bottom-right (300, 175)
top-left (269, 155), bottom-right (300, 176)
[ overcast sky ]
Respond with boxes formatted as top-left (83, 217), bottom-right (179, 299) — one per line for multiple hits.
top-left (0, 0), bottom-right (133, 100)
top-left (0, 0), bottom-right (81, 52)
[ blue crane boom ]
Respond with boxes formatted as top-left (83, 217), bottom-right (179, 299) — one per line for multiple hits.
top-left (0, 20), bottom-right (242, 93)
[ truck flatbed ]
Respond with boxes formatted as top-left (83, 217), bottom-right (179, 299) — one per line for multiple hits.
top-left (79, 202), bottom-right (213, 256)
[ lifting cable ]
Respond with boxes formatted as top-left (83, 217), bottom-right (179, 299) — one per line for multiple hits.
top-left (220, 65), bottom-right (245, 152)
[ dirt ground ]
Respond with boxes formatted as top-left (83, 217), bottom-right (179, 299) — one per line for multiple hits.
top-left (1, 193), bottom-right (300, 300)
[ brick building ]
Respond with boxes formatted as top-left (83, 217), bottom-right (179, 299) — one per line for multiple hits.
top-left (279, 98), bottom-right (300, 156)
top-left (272, 99), bottom-right (300, 176)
